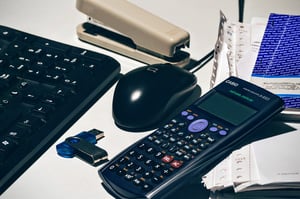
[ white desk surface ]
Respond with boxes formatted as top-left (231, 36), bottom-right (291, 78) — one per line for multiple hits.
top-left (0, 0), bottom-right (299, 198)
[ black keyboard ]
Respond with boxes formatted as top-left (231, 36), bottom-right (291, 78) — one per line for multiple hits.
top-left (0, 25), bottom-right (121, 194)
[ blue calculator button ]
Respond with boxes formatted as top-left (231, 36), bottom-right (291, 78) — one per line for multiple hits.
top-left (187, 115), bottom-right (194, 120)
top-left (188, 119), bottom-right (208, 132)
top-left (219, 130), bottom-right (228, 136)
top-left (209, 126), bottom-right (218, 132)
top-left (181, 111), bottom-right (188, 116)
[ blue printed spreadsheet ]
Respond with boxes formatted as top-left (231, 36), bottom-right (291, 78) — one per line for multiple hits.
top-left (251, 13), bottom-right (300, 109)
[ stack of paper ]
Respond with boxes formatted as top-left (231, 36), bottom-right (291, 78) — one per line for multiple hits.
top-left (201, 127), bottom-right (300, 193)
top-left (209, 189), bottom-right (300, 199)
top-left (210, 12), bottom-right (300, 120)
top-left (210, 11), bottom-right (267, 89)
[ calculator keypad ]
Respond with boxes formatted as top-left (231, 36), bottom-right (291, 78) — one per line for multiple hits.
top-left (104, 108), bottom-right (230, 193)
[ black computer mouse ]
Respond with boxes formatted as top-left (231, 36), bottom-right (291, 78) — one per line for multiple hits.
top-left (112, 63), bottom-right (201, 132)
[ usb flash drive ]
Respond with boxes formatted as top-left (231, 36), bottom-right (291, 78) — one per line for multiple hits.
top-left (56, 129), bottom-right (108, 166)
top-left (65, 137), bottom-right (108, 166)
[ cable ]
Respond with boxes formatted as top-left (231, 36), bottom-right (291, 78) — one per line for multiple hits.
top-left (187, 0), bottom-right (245, 74)
top-left (189, 49), bottom-right (214, 74)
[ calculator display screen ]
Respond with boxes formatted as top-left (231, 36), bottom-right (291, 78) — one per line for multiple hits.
top-left (197, 92), bottom-right (257, 126)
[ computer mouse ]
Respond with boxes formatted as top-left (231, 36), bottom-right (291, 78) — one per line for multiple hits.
top-left (112, 63), bottom-right (200, 132)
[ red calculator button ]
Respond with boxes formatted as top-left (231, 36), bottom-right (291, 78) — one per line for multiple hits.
top-left (170, 160), bottom-right (182, 168)
top-left (161, 155), bottom-right (173, 163)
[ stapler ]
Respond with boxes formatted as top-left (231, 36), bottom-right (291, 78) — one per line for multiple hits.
top-left (76, 0), bottom-right (191, 67)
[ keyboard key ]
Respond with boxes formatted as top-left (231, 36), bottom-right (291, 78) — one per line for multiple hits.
top-left (0, 137), bottom-right (17, 161)
top-left (6, 126), bottom-right (30, 140)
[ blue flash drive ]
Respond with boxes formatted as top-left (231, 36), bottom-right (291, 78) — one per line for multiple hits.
top-left (56, 129), bottom-right (108, 166)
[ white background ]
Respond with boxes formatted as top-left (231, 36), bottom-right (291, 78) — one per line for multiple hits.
top-left (0, 0), bottom-right (299, 198)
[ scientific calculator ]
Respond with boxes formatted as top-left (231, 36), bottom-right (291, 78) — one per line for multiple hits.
top-left (99, 76), bottom-right (285, 199)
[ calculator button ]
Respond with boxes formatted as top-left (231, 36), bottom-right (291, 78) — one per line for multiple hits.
top-left (143, 184), bottom-right (152, 191)
top-left (184, 135), bottom-right (193, 140)
top-left (162, 133), bottom-right (170, 139)
top-left (144, 159), bottom-right (153, 166)
top-left (135, 166), bottom-right (144, 173)
top-left (152, 176), bottom-right (162, 184)
top-left (171, 119), bottom-right (179, 124)
top-left (153, 163), bottom-right (162, 170)
top-left (127, 161), bottom-right (135, 168)
top-left (168, 145), bottom-right (178, 153)
top-left (169, 137), bottom-right (176, 143)
top-left (108, 164), bottom-right (117, 171)
top-left (207, 137), bottom-right (215, 143)
top-left (181, 110), bottom-right (188, 116)
top-left (136, 154), bottom-right (145, 161)
top-left (146, 147), bottom-right (155, 154)
top-left (192, 139), bottom-right (199, 144)
top-left (187, 115), bottom-right (194, 120)
top-left (154, 151), bottom-right (164, 158)
top-left (161, 168), bottom-right (173, 176)
top-left (161, 155), bottom-right (173, 163)
top-left (219, 130), bottom-right (228, 136)
top-left (175, 150), bottom-right (183, 157)
top-left (183, 154), bottom-right (191, 161)
top-left (128, 150), bottom-right (136, 156)
top-left (178, 122), bottom-right (186, 127)
top-left (147, 136), bottom-right (155, 141)
top-left (133, 178), bottom-right (142, 186)
top-left (161, 142), bottom-right (170, 149)
top-left (188, 119), bottom-right (208, 132)
top-left (154, 129), bottom-right (165, 135)
top-left (119, 157), bottom-right (129, 164)
top-left (170, 160), bottom-right (183, 169)
top-left (163, 124), bottom-right (172, 129)
top-left (124, 173), bottom-right (135, 180)
top-left (138, 143), bottom-right (146, 149)
top-left (117, 169), bottom-right (126, 176)
top-left (183, 145), bottom-right (191, 150)
top-left (209, 126), bottom-right (218, 132)
top-left (154, 139), bottom-right (162, 145)
top-left (191, 149), bottom-right (199, 155)
top-left (143, 171), bottom-right (153, 178)
top-left (177, 131), bottom-right (184, 137)
top-left (200, 142), bottom-right (209, 149)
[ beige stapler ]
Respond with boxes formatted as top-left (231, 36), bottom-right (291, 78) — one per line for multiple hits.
top-left (76, 0), bottom-right (191, 67)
